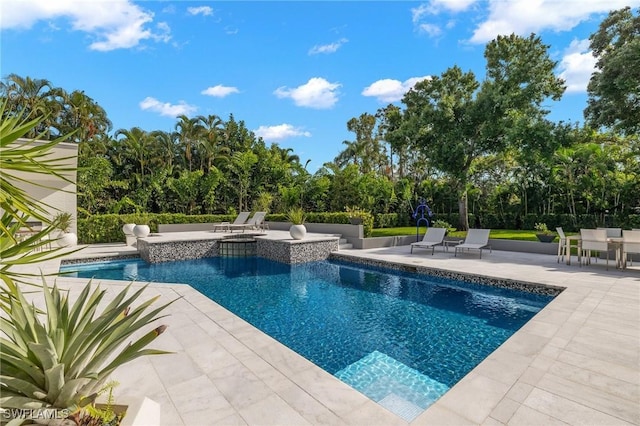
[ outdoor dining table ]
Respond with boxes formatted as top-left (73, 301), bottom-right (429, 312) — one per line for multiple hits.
top-left (566, 234), bottom-right (625, 269)
top-left (565, 234), bottom-right (581, 265)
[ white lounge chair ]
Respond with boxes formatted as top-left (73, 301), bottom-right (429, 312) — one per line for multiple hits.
top-left (227, 211), bottom-right (267, 232)
top-left (213, 211), bottom-right (251, 232)
top-left (410, 227), bottom-right (447, 255)
top-left (454, 229), bottom-right (491, 259)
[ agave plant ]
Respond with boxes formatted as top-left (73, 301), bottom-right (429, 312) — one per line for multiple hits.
top-left (0, 278), bottom-right (173, 424)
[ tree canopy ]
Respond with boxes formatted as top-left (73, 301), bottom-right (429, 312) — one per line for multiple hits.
top-left (585, 7), bottom-right (640, 135)
top-left (390, 34), bottom-right (566, 229)
top-left (2, 17), bottom-right (638, 230)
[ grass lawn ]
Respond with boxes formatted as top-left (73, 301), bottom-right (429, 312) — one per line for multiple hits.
top-left (371, 227), bottom-right (562, 242)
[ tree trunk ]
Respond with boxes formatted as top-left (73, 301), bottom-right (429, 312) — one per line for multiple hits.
top-left (458, 190), bottom-right (469, 230)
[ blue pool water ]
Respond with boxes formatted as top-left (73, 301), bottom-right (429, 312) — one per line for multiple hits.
top-left (61, 257), bottom-right (553, 419)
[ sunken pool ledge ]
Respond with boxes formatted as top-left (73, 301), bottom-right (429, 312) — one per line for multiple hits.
top-left (135, 231), bottom-right (340, 264)
top-left (329, 252), bottom-right (564, 296)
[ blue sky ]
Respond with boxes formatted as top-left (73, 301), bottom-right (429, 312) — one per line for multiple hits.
top-left (2, 0), bottom-right (638, 171)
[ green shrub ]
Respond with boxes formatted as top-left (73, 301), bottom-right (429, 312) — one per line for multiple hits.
top-left (79, 211), bottom-right (377, 242)
top-left (432, 219), bottom-right (455, 233)
top-left (375, 213), bottom-right (399, 228)
top-left (78, 213), bottom-right (235, 244)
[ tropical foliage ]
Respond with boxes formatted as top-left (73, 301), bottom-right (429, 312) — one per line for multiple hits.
top-left (1, 10), bottom-right (638, 233)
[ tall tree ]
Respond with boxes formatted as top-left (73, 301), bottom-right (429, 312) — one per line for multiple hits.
top-left (197, 114), bottom-right (229, 170)
top-left (0, 74), bottom-right (60, 137)
top-left (396, 34), bottom-right (565, 229)
top-left (585, 7), bottom-right (640, 135)
top-left (56, 90), bottom-right (112, 142)
top-left (114, 127), bottom-right (153, 185)
top-left (335, 113), bottom-right (387, 174)
top-left (175, 115), bottom-right (203, 171)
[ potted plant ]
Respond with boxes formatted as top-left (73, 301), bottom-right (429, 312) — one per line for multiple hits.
top-left (346, 206), bottom-right (368, 225)
top-left (54, 211), bottom-right (78, 247)
top-left (534, 223), bottom-right (556, 243)
top-left (287, 207), bottom-right (307, 240)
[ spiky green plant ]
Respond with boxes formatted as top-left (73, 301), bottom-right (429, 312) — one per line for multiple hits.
top-left (286, 207), bottom-right (306, 225)
top-left (0, 99), bottom-right (80, 290)
top-left (0, 278), bottom-right (173, 422)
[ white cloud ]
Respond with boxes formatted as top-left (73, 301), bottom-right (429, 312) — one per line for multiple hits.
top-left (308, 38), bottom-right (348, 55)
top-left (201, 85), bottom-right (240, 98)
top-left (274, 77), bottom-right (341, 109)
top-left (254, 124), bottom-right (312, 142)
top-left (418, 23), bottom-right (442, 37)
top-left (412, 1), bottom-right (476, 37)
top-left (436, 0), bottom-right (477, 12)
top-left (558, 39), bottom-right (596, 94)
top-left (411, 4), bottom-right (432, 23)
top-left (412, 1), bottom-right (476, 20)
top-left (470, 0), bottom-right (639, 44)
top-left (139, 97), bottom-right (197, 117)
top-left (362, 76), bottom-right (431, 103)
top-left (225, 26), bottom-right (239, 35)
top-left (0, 0), bottom-right (171, 51)
top-left (187, 6), bottom-right (214, 17)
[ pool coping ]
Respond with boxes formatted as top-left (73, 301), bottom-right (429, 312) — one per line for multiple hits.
top-left (329, 252), bottom-right (564, 296)
top-left (50, 245), bottom-right (639, 425)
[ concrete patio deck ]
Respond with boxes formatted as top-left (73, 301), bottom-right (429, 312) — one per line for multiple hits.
top-left (19, 235), bottom-right (640, 425)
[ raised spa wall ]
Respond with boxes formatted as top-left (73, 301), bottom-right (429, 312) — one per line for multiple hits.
top-left (137, 235), bottom-right (340, 264)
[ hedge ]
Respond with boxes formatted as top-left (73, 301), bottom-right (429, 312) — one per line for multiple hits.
top-left (78, 212), bottom-right (639, 244)
top-left (78, 211), bottom-right (375, 244)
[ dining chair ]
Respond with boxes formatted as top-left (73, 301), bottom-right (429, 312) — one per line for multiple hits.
top-left (622, 230), bottom-right (640, 268)
top-left (597, 227), bottom-right (622, 238)
top-left (556, 227), bottom-right (568, 263)
top-left (580, 228), bottom-right (612, 270)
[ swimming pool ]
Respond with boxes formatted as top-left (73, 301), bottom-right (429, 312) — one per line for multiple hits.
top-left (60, 256), bottom-right (554, 421)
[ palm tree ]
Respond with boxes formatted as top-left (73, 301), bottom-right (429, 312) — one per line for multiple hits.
top-left (150, 130), bottom-right (180, 172)
top-left (175, 115), bottom-right (203, 171)
top-left (114, 127), bottom-right (152, 186)
top-left (56, 90), bottom-right (112, 143)
top-left (197, 114), bottom-right (230, 170)
top-left (0, 74), bottom-right (59, 138)
top-left (230, 150), bottom-right (258, 212)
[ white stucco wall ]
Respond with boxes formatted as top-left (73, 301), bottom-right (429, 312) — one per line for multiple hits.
top-left (5, 138), bottom-right (79, 234)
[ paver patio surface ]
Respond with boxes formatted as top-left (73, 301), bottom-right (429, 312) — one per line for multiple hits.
top-left (16, 236), bottom-right (640, 425)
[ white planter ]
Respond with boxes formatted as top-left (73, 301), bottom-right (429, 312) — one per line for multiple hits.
top-left (289, 224), bottom-right (306, 240)
top-left (96, 396), bottom-right (160, 426)
top-left (133, 224), bottom-right (150, 238)
top-left (56, 232), bottom-right (77, 247)
top-left (123, 223), bottom-right (137, 246)
top-left (122, 223), bottom-right (136, 235)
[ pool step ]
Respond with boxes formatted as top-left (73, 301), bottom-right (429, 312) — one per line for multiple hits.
top-left (335, 351), bottom-right (449, 422)
top-left (339, 238), bottom-right (353, 250)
